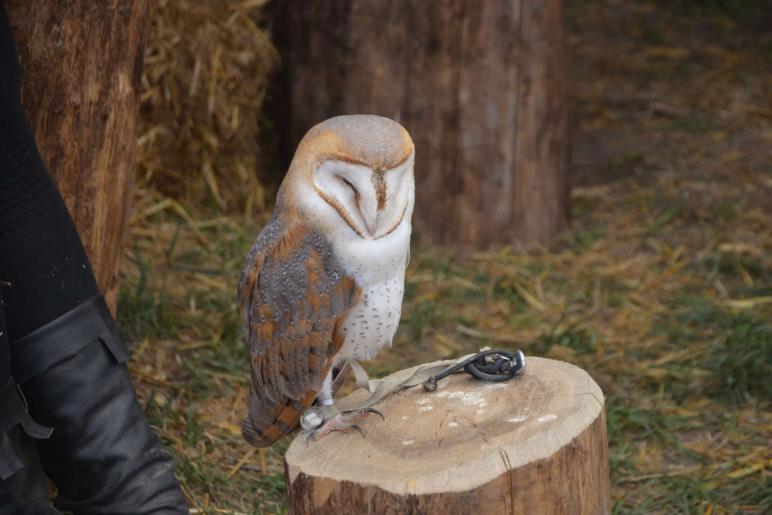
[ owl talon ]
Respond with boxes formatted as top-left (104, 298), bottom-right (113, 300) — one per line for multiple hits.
top-left (350, 424), bottom-right (365, 438)
top-left (365, 407), bottom-right (384, 420)
top-left (342, 407), bottom-right (383, 420)
top-left (304, 407), bottom-right (383, 444)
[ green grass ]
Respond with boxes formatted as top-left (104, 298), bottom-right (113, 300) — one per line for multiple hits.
top-left (531, 326), bottom-right (599, 356)
top-left (699, 312), bottom-right (771, 402)
top-left (667, 113), bottom-right (717, 135)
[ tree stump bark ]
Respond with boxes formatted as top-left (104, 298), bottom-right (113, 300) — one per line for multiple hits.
top-left (272, 0), bottom-right (570, 249)
top-left (285, 357), bottom-right (609, 514)
top-left (7, 0), bottom-right (149, 311)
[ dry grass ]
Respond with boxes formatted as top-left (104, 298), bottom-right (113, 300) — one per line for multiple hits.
top-left (119, 1), bottom-right (771, 513)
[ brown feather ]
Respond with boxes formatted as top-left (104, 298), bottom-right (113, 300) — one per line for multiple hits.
top-left (239, 212), bottom-right (361, 447)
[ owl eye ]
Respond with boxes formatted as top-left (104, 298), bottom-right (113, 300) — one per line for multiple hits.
top-left (339, 176), bottom-right (359, 198)
top-left (313, 160), bottom-right (381, 237)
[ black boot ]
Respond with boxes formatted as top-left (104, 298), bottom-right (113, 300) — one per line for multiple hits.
top-left (10, 296), bottom-right (188, 514)
top-left (0, 377), bottom-right (59, 514)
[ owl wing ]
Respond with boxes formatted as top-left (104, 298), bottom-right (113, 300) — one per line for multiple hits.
top-left (238, 213), bottom-right (360, 446)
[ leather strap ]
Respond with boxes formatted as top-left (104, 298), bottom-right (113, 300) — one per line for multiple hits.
top-left (0, 378), bottom-right (53, 480)
top-left (302, 356), bottom-right (473, 430)
top-left (304, 351), bottom-right (525, 432)
top-left (10, 296), bottom-right (129, 384)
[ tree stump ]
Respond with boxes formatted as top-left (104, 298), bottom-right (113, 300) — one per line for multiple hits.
top-left (285, 357), bottom-right (609, 514)
top-left (272, 0), bottom-right (570, 249)
top-left (7, 0), bottom-right (149, 311)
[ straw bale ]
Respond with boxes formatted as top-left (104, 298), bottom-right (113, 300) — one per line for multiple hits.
top-left (138, 0), bottom-right (277, 215)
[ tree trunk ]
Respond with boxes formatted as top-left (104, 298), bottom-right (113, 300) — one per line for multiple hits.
top-left (7, 0), bottom-right (148, 311)
top-left (272, 0), bottom-right (570, 249)
top-left (285, 357), bottom-right (610, 514)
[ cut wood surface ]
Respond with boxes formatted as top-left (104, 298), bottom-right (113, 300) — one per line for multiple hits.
top-left (272, 0), bottom-right (570, 249)
top-left (285, 357), bottom-right (610, 514)
top-left (7, 0), bottom-right (149, 311)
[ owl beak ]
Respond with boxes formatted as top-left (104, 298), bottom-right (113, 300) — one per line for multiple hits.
top-left (361, 201), bottom-right (378, 237)
top-left (363, 172), bottom-right (388, 238)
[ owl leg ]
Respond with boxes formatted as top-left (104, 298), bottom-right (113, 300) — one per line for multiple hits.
top-left (308, 367), bottom-right (384, 442)
top-left (308, 408), bottom-right (384, 442)
top-left (317, 369), bottom-right (335, 406)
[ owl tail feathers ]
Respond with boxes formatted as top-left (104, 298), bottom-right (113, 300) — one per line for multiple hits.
top-left (241, 390), bottom-right (315, 448)
top-left (241, 415), bottom-right (278, 448)
top-left (241, 393), bottom-right (287, 448)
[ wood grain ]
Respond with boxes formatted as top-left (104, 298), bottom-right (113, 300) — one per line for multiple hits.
top-left (7, 0), bottom-right (149, 311)
top-left (272, 0), bottom-right (570, 249)
top-left (285, 357), bottom-right (610, 514)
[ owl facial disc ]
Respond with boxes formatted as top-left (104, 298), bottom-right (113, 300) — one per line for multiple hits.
top-left (313, 159), bottom-right (412, 239)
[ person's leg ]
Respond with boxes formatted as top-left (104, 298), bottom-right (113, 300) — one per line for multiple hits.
top-left (0, 0), bottom-right (99, 341)
top-left (0, 4), bottom-right (57, 512)
top-left (0, 3), bottom-right (187, 513)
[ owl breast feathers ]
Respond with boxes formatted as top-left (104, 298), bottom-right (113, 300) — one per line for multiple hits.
top-left (239, 115), bottom-right (415, 447)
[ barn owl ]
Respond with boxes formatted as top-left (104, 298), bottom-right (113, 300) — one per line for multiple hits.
top-left (238, 115), bottom-right (414, 447)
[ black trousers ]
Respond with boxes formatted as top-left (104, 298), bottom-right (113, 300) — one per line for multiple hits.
top-left (0, 2), bottom-right (100, 387)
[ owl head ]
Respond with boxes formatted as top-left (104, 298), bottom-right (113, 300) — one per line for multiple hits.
top-left (279, 115), bottom-right (415, 240)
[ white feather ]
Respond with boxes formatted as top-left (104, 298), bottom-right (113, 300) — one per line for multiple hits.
top-left (298, 157), bottom-right (415, 363)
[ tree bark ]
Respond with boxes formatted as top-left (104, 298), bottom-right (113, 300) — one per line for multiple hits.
top-left (272, 0), bottom-right (570, 249)
top-left (285, 357), bottom-right (610, 514)
top-left (7, 0), bottom-right (148, 311)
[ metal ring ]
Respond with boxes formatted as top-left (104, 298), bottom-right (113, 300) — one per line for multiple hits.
top-left (300, 407), bottom-right (325, 431)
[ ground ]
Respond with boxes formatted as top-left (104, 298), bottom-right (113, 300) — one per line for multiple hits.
top-left (119, 1), bottom-right (770, 513)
